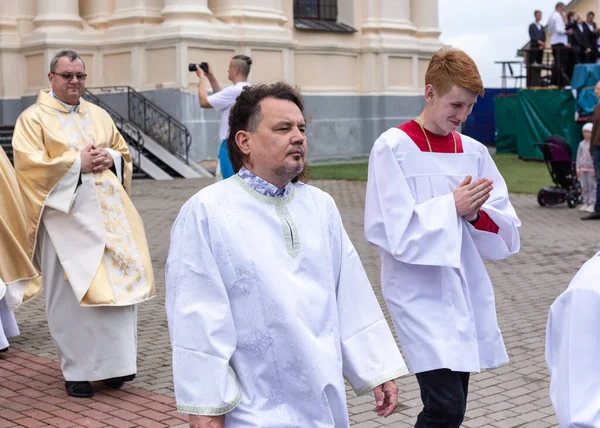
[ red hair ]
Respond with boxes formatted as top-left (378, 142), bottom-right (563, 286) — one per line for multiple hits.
top-left (425, 47), bottom-right (485, 97)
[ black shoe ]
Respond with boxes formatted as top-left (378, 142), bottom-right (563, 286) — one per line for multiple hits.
top-left (0, 347), bottom-right (8, 353)
top-left (122, 373), bottom-right (136, 382)
top-left (65, 381), bottom-right (93, 398)
top-left (102, 374), bottom-right (135, 389)
top-left (581, 212), bottom-right (600, 220)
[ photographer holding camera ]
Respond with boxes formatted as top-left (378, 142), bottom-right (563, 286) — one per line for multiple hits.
top-left (193, 55), bottom-right (252, 179)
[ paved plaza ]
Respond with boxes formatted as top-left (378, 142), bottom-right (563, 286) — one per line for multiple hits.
top-left (2, 177), bottom-right (599, 427)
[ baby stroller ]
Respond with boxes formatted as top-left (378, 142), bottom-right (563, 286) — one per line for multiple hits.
top-left (535, 135), bottom-right (583, 208)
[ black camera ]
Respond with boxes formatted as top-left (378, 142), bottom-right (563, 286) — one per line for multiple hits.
top-left (189, 62), bottom-right (209, 73)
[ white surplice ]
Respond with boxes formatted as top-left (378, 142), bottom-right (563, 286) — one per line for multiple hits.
top-left (364, 128), bottom-right (521, 374)
top-left (0, 281), bottom-right (19, 350)
top-left (37, 222), bottom-right (137, 381)
top-left (166, 173), bottom-right (408, 427)
top-left (546, 253), bottom-right (600, 428)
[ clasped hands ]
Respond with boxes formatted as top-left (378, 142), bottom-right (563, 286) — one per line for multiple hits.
top-left (453, 175), bottom-right (493, 222)
top-left (80, 144), bottom-right (113, 174)
top-left (188, 380), bottom-right (399, 427)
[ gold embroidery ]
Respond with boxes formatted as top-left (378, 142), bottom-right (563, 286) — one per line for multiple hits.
top-left (56, 108), bottom-right (149, 303)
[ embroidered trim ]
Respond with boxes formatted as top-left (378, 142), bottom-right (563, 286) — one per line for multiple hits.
top-left (234, 175), bottom-right (295, 205)
top-left (237, 166), bottom-right (291, 197)
top-left (176, 368), bottom-right (242, 415)
top-left (234, 175), bottom-right (301, 257)
top-left (275, 204), bottom-right (301, 258)
top-left (354, 368), bottom-right (409, 397)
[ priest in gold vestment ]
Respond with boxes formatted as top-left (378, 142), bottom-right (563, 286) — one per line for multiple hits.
top-left (11, 49), bottom-right (155, 398)
top-left (0, 146), bottom-right (41, 352)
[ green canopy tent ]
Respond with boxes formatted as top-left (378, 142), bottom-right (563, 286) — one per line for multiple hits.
top-left (494, 95), bottom-right (518, 153)
top-left (514, 89), bottom-right (581, 160)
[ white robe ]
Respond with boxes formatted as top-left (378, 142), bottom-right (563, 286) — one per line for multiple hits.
top-left (546, 253), bottom-right (600, 428)
top-left (0, 281), bottom-right (19, 350)
top-left (166, 176), bottom-right (408, 427)
top-left (37, 136), bottom-right (137, 381)
top-left (364, 128), bottom-right (521, 374)
top-left (37, 222), bottom-right (137, 381)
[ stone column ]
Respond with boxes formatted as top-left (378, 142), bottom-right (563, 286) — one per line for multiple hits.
top-left (410, 0), bottom-right (440, 39)
top-left (108, 0), bottom-right (163, 27)
top-left (361, 0), bottom-right (415, 37)
top-left (160, 0), bottom-right (212, 24)
top-left (33, 0), bottom-right (83, 32)
top-left (79, 0), bottom-right (113, 30)
top-left (359, 0), bottom-right (419, 94)
top-left (208, 0), bottom-right (287, 27)
top-left (0, 0), bottom-right (22, 101)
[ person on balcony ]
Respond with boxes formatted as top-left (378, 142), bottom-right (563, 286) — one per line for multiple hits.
top-left (196, 55), bottom-right (252, 180)
top-left (548, 2), bottom-right (573, 86)
top-left (529, 10), bottom-right (546, 65)
top-left (11, 49), bottom-right (156, 398)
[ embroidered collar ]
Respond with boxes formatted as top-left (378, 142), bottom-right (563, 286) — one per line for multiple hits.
top-left (49, 90), bottom-right (80, 113)
top-left (237, 166), bottom-right (292, 198)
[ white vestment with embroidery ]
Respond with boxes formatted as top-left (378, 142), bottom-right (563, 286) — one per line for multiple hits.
top-left (37, 99), bottom-right (138, 381)
top-left (166, 173), bottom-right (407, 427)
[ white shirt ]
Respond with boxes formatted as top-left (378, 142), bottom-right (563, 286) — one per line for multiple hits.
top-left (548, 10), bottom-right (568, 45)
top-left (364, 128), bottom-right (521, 374)
top-left (586, 21), bottom-right (595, 32)
top-left (535, 22), bottom-right (542, 31)
top-left (166, 174), bottom-right (407, 426)
top-left (546, 253), bottom-right (600, 428)
top-left (207, 81), bottom-right (250, 141)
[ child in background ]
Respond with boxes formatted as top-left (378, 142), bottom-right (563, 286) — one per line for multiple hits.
top-left (577, 122), bottom-right (596, 213)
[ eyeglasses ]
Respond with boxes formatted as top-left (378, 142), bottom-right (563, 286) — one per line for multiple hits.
top-left (51, 72), bottom-right (87, 81)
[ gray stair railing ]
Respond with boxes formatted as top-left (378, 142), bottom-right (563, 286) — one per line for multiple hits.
top-left (83, 90), bottom-right (144, 174)
top-left (0, 125), bottom-right (14, 164)
top-left (88, 86), bottom-right (191, 163)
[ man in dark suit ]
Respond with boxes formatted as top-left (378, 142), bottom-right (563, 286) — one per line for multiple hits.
top-left (529, 10), bottom-right (546, 64)
top-left (585, 11), bottom-right (599, 62)
top-left (528, 10), bottom-right (546, 86)
top-left (571, 13), bottom-right (593, 65)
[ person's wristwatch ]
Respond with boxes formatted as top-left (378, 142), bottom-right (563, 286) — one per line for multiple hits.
top-left (468, 211), bottom-right (480, 225)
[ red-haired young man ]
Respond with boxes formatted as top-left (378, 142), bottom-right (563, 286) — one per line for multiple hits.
top-left (365, 47), bottom-right (521, 427)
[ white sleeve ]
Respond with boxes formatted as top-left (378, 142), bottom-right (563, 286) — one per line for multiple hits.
top-left (45, 154), bottom-right (81, 214)
top-left (546, 280), bottom-right (600, 427)
top-left (364, 138), bottom-right (463, 268)
top-left (554, 14), bottom-right (566, 35)
top-left (465, 148), bottom-right (521, 260)
top-left (105, 148), bottom-right (123, 184)
top-left (165, 198), bottom-right (241, 415)
top-left (329, 197), bottom-right (408, 395)
top-left (207, 86), bottom-right (237, 111)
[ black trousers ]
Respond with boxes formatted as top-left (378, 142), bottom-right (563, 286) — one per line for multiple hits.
top-left (414, 369), bottom-right (470, 428)
top-left (551, 43), bottom-right (570, 86)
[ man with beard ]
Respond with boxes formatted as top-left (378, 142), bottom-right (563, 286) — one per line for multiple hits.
top-left (166, 82), bottom-right (408, 427)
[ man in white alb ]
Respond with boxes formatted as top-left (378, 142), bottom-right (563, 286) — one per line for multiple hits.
top-left (365, 47), bottom-right (521, 427)
top-left (166, 82), bottom-right (408, 428)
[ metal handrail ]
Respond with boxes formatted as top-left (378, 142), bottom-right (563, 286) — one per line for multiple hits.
top-left (82, 89), bottom-right (144, 173)
top-left (88, 86), bottom-right (191, 163)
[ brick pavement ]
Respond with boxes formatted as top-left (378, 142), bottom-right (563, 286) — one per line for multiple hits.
top-left (4, 178), bottom-right (599, 427)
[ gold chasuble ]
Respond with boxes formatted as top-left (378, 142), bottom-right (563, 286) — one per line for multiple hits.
top-left (0, 146), bottom-right (40, 303)
top-left (12, 90), bottom-right (155, 307)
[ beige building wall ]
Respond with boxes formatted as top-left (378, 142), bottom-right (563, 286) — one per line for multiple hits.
top-left (568, 0), bottom-right (599, 18)
top-left (0, 0), bottom-right (442, 99)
